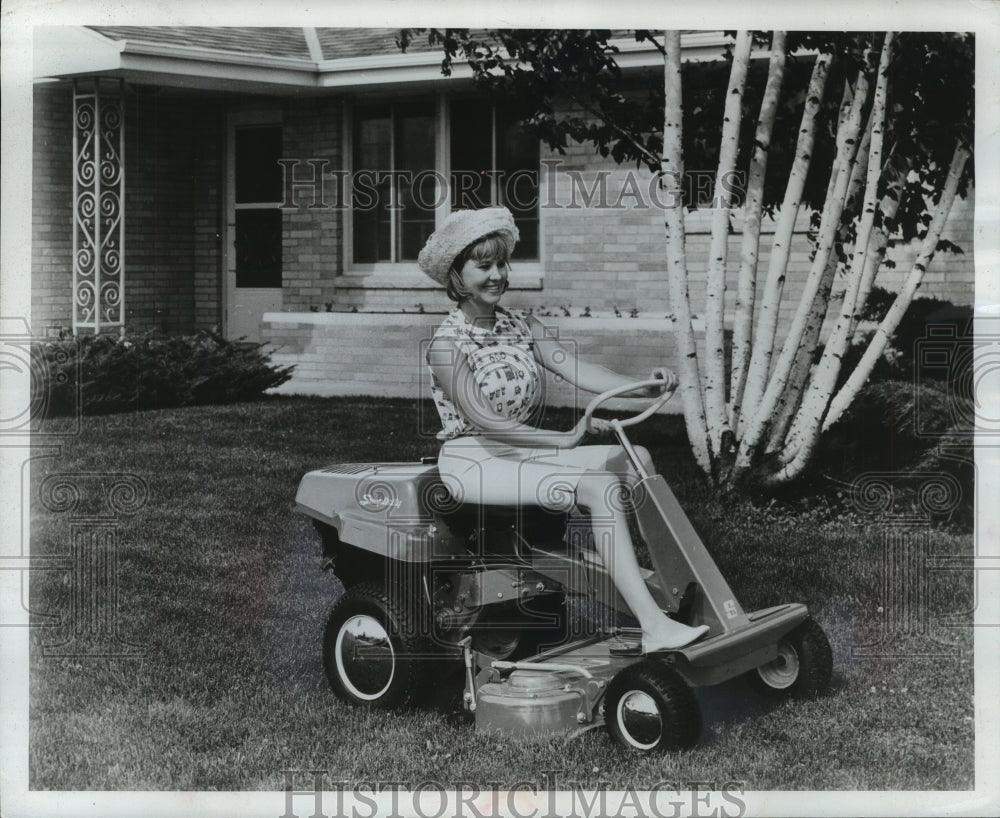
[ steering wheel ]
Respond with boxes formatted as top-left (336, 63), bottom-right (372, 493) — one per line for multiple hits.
top-left (583, 377), bottom-right (677, 434)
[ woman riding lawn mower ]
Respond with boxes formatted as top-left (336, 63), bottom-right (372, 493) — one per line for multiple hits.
top-left (296, 207), bottom-right (832, 753)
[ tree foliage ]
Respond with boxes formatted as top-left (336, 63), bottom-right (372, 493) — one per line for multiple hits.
top-left (399, 28), bottom-right (973, 230)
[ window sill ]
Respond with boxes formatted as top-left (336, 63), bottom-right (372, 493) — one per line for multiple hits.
top-left (338, 266), bottom-right (544, 290)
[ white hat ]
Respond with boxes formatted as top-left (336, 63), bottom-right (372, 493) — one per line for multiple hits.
top-left (417, 207), bottom-right (519, 285)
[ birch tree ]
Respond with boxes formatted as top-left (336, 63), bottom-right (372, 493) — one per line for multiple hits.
top-left (772, 34), bottom-right (895, 481)
top-left (735, 47), bottom-right (831, 442)
top-left (662, 31), bottom-right (711, 474)
top-left (402, 28), bottom-right (975, 487)
top-left (729, 31), bottom-right (787, 436)
top-left (703, 30), bottom-right (752, 462)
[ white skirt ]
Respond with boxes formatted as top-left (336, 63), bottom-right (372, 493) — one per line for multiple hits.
top-left (438, 436), bottom-right (642, 512)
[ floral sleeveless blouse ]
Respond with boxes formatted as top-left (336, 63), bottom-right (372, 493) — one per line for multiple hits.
top-left (428, 306), bottom-right (542, 440)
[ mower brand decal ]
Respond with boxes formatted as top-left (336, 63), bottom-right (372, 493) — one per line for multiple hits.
top-left (723, 599), bottom-right (739, 619)
top-left (359, 493), bottom-right (402, 510)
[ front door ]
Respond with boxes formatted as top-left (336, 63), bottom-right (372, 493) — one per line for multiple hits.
top-left (225, 112), bottom-right (283, 342)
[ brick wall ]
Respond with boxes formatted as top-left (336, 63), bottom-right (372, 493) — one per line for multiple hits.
top-left (531, 144), bottom-right (976, 320)
top-left (280, 97), bottom-right (343, 312)
top-left (192, 102), bottom-right (224, 332)
top-left (31, 84), bottom-right (74, 335)
top-left (125, 92), bottom-right (197, 333)
top-left (32, 83), bottom-right (974, 340)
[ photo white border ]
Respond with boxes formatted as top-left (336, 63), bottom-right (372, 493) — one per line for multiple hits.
top-left (2, 0), bottom-right (998, 815)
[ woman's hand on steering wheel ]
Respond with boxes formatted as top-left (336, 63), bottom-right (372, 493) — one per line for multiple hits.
top-left (568, 415), bottom-right (614, 446)
top-left (640, 367), bottom-right (678, 397)
top-left (587, 417), bottom-right (616, 438)
top-left (580, 375), bottom-right (677, 438)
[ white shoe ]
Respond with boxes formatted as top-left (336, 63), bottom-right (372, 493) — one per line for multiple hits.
top-left (642, 618), bottom-right (709, 653)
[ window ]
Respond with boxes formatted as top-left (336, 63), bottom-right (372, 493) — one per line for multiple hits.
top-left (234, 124), bottom-right (283, 287)
top-left (450, 98), bottom-right (539, 260)
top-left (352, 100), bottom-right (437, 263)
top-left (351, 97), bottom-right (539, 266)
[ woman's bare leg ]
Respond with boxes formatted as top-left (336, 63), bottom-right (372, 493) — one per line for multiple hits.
top-left (575, 474), bottom-right (708, 651)
top-left (604, 444), bottom-right (655, 482)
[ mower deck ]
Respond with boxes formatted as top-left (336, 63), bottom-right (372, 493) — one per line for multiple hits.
top-left (472, 603), bottom-right (808, 737)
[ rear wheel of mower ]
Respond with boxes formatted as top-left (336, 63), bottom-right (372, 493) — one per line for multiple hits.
top-left (323, 581), bottom-right (435, 710)
top-left (604, 660), bottom-right (701, 752)
top-left (748, 616), bottom-right (832, 699)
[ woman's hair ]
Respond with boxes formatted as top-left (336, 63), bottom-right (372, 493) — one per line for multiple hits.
top-left (446, 232), bottom-right (511, 303)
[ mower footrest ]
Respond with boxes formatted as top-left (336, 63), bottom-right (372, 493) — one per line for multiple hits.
top-left (670, 603), bottom-right (809, 686)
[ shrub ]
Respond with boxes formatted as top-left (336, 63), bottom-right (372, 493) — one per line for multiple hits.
top-left (800, 290), bottom-right (975, 528)
top-left (846, 288), bottom-right (974, 397)
top-left (33, 330), bottom-right (294, 417)
top-left (805, 379), bottom-right (973, 528)
top-left (819, 380), bottom-right (967, 468)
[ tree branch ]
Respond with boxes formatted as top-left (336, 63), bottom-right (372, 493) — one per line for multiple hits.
top-left (562, 87), bottom-right (662, 169)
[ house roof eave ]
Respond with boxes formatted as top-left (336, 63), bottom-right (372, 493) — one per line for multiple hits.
top-left (34, 27), bottom-right (473, 94)
top-left (314, 51), bottom-right (475, 89)
top-left (33, 27), bottom-right (739, 95)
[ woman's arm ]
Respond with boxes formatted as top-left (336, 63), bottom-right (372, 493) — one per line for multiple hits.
top-left (525, 314), bottom-right (674, 397)
top-left (427, 334), bottom-right (590, 449)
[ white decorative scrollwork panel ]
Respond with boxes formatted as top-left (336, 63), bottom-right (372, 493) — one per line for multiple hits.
top-left (73, 79), bottom-right (124, 333)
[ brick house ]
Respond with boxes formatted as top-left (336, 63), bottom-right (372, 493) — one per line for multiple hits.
top-left (31, 27), bottom-right (975, 403)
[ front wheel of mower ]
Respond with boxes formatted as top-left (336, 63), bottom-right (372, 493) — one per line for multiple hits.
top-left (323, 582), bottom-right (435, 710)
top-left (604, 660), bottom-right (701, 752)
top-left (748, 616), bottom-right (833, 699)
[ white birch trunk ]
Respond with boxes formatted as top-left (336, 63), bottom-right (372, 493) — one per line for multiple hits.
top-left (766, 79), bottom-right (864, 455)
top-left (729, 31), bottom-right (787, 434)
top-left (848, 160), bottom-right (905, 339)
top-left (773, 34), bottom-right (895, 482)
top-left (823, 142), bottom-right (970, 432)
top-left (822, 82), bottom-right (856, 207)
top-left (704, 30), bottom-right (752, 456)
top-left (777, 78), bottom-right (880, 457)
top-left (766, 251), bottom-right (839, 455)
top-left (733, 61), bottom-right (870, 478)
top-left (663, 30), bottom-right (711, 474)
top-left (736, 52), bottom-right (832, 439)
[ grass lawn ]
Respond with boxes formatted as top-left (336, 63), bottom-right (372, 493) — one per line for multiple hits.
top-left (28, 396), bottom-right (974, 791)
